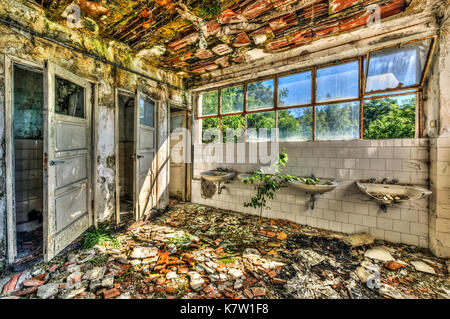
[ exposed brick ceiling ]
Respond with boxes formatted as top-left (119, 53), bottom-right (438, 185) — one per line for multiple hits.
top-left (35, 0), bottom-right (408, 77)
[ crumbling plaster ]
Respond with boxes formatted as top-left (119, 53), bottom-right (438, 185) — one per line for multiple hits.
top-left (427, 1), bottom-right (450, 258)
top-left (0, 0), bottom-right (188, 268)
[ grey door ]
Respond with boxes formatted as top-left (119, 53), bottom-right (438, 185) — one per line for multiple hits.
top-left (43, 61), bottom-right (92, 261)
top-left (135, 91), bottom-right (157, 220)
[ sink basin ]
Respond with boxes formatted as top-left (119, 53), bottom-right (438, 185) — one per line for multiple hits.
top-left (288, 178), bottom-right (338, 194)
top-left (200, 170), bottom-right (236, 183)
top-left (237, 173), bottom-right (265, 186)
top-left (356, 181), bottom-right (432, 204)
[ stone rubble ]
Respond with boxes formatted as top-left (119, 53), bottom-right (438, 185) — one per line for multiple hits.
top-left (0, 202), bottom-right (448, 299)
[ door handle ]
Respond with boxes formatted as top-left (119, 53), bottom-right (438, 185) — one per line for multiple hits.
top-left (49, 160), bottom-right (65, 166)
top-left (137, 155), bottom-right (144, 159)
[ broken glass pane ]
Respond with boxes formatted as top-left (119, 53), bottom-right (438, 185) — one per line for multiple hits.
top-left (278, 107), bottom-right (313, 141)
top-left (247, 79), bottom-right (274, 111)
top-left (316, 61), bottom-right (359, 103)
top-left (363, 94), bottom-right (416, 139)
top-left (365, 39), bottom-right (432, 93)
top-left (246, 111), bottom-right (276, 141)
top-left (55, 76), bottom-right (85, 118)
top-left (316, 102), bottom-right (360, 140)
top-left (278, 71), bottom-right (312, 107)
top-left (221, 86), bottom-right (244, 114)
top-left (200, 90), bottom-right (219, 116)
top-left (201, 117), bottom-right (219, 143)
top-left (221, 115), bottom-right (245, 143)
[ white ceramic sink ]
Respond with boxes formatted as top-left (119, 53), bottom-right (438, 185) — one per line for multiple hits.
top-left (356, 181), bottom-right (432, 204)
top-left (200, 170), bottom-right (236, 183)
top-left (288, 178), bottom-right (338, 194)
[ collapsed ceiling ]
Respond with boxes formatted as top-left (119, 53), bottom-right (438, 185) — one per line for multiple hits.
top-left (33, 0), bottom-right (408, 77)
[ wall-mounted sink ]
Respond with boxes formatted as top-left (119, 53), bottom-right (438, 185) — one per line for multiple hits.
top-left (288, 178), bottom-right (338, 194)
top-left (200, 170), bottom-right (236, 183)
top-left (356, 181), bottom-right (432, 206)
top-left (288, 177), bottom-right (338, 209)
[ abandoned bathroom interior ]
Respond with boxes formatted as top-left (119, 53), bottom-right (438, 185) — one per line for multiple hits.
top-left (0, 0), bottom-right (449, 299)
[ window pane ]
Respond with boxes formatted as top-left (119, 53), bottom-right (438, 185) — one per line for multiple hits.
top-left (365, 39), bottom-right (432, 93)
top-left (221, 115), bottom-right (245, 143)
top-left (139, 97), bottom-right (154, 127)
top-left (55, 76), bottom-right (85, 118)
top-left (278, 71), bottom-right (312, 107)
top-left (246, 111), bottom-right (275, 141)
top-left (363, 94), bottom-right (416, 139)
top-left (200, 90), bottom-right (218, 116)
top-left (316, 102), bottom-right (360, 140)
top-left (316, 61), bottom-right (359, 102)
top-left (221, 86), bottom-right (244, 114)
top-left (278, 107), bottom-right (313, 141)
top-left (247, 79), bottom-right (274, 110)
top-left (201, 117), bottom-right (219, 143)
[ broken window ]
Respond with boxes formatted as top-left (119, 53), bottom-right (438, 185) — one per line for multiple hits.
top-left (201, 117), bottom-right (219, 143)
top-left (316, 102), bottom-right (360, 140)
top-left (247, 79), bottom-right (274, 111)
top-left (364, 39), bottom-right (433, 93)
top-left (55, 76), bottom-right (85, 118)
top-left (221, 115), bottom-right (245, 143)
top-left (278, 107), bottom-right (313, 141)
top-left (139, 97), bottom-right (155, 127)
top-left (316, 61), bottom-right (359, 103)
top-left (199, 90), bottom-right (219, 116)
top-left (221, 85), bottom-right (244, 114)
top-left (196, 36), bottom-right (434, 143)
top-left (246, 111), bottom-right (276, 142)
top-left (278, 71), bottom-right (312, 107)
top-left (363, 93), bottom-right (416, 139)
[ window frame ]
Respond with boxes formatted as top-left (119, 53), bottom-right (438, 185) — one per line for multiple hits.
top-left (196, 36), bottom-right (436, 143)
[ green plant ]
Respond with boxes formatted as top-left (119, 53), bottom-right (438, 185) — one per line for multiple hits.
top-left (82, 226), bottom-right (120, 249)
top-left (243, 152), bottom-right (298, 217)
top-left (198, 0), bottom-right (222, 19)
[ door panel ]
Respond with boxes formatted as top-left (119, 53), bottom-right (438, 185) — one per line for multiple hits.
top-left (44, 61), bottom-right (92, 261)
top-left (55, 122), bottom-right (87, 151)
top-left (135, 91), bottom-right (157, 220)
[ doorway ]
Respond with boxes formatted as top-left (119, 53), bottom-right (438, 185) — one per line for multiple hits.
top-left (116, 91), bottom-right (135, 224)
top-left (169, 105), bottom-right (191, 202)
top-left (11, 64), bottom-right (44, 269)
top-left (5, 58), bottom-right (93, 265)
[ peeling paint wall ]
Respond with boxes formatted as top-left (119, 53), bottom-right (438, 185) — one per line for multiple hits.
top-left (0, 52), bottom-right (6, 273)
top-left (0, 0), bottom-right (187, 266)
top-left (427, 2), bottom-right (450, 258)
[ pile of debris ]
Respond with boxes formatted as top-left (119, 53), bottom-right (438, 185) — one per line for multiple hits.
top-left (1, 203), bottom-right (449, 299)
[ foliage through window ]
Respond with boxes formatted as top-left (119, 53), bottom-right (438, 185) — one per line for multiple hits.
top-left (197, 37), bottom-right (434, 143)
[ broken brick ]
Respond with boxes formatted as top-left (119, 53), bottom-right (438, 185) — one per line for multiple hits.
top-left (103, 288), bottom-right (121, 299)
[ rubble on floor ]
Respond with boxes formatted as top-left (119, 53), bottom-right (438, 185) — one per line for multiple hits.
top-left (1, 203), bottom-right (449, 299)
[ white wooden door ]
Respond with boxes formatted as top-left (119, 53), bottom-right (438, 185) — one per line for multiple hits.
top-left (134, 91), bottom-right (157, 220)
top-left (169, 111), bottom-right (188, 201)
top-left (43, 61), bottom-right (92, 261)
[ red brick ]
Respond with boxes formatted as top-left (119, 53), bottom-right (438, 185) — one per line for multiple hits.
top-left (233, 33), bottom-right (251, 48)
top-left (273, 278), bottom-right (287, 285)
top-left (244, 288), bottom-right (253, 298)
top-left (251, 287), bottom-right (266, 297)
top-left (243, 0), bottom-right (273, 20)
top-left (23, 279), bottom-right (44, 288)
top-left (103, 288), bottom-right (120, 299)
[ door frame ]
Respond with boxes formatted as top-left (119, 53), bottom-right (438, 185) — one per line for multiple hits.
top-left (114, 88), bottom-right (136, 224)
top-left (4, 55), bottom-right (44, 265)
top-left (168, 102), bottom-right (192, 202)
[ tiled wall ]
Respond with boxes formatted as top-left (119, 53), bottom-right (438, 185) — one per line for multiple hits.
top-left (14, 139), bottom-right (43, 224)
top-left (192, 138), bottom-right (430, 248)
